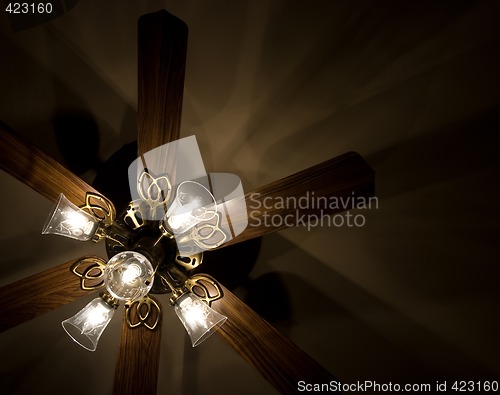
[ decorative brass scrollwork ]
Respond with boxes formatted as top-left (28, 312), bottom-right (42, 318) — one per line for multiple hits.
top-left (137, 171), bottom-right (172, 212)
top-left (79, 192), bottom-right (116, 226)
top-left (70, 256), bottom-right (107, 291)
top-left (184, 274), bottom-right (223, 306)
top-left (174, 252), bottom-right (203, 270)
top-left (123, 200), bottom-right (149, 230)
top-left (175, 211), bottom-right (228, 255)
top-left (125, 295), bottom-right (161, 330)
top-left (190, 211), bottom-right (228, 250)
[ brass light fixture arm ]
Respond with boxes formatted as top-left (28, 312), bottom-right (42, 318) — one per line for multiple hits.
top-left (159, 271), bottom-right (224, 307)
top-left (100, 291), bottom-right (120, 309)
top-left (78, 192), bottom-right (118, 244)
top-left (157, 271), bottom-right (188, 304)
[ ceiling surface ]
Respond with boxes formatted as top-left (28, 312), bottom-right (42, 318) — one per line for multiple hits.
top-left (1, 1), bottom-right (500, 394)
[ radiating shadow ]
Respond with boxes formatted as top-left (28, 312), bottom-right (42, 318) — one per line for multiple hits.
top-left (251, 232), bottom-right (498, 382)
top-left (1, 8), bottom-right (139, 188)
top-left (215, 1), bottom-right (474, 177)
top-left (365, 104), bottom-right (500, 200)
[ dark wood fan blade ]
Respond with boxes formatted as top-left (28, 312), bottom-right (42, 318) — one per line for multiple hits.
top-left (223, 151), bottom-right (375, 247)
top-left (0, 124), bottom-right (101, 205)
top-left (137, 10), bottom-right (188, 156)
top-left (0, 259), bottom-right (88, 331)
top-left (113, 297), bottom-right (162, 395)
top-left (212, 285), bottom-right (337, 394)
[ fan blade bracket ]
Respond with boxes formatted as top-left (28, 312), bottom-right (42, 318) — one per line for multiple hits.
top-left (78, 192), bottom-right (117, 227)
top-left (70, 255), bottom-right (107, 291)
top-left (125, 295), bottom-right (161, 330)
top-left (184, 273), bottom-right (224, 306)
top-left (113, 296), bottom-right (163, 395)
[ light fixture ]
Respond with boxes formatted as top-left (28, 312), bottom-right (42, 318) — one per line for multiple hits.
top-left (173, 292), bottom-right (227, 347)
top-left (42, 139), bottom-right (247, 351)
top-left (155, 271), bottom-right (227, 347)
top-left (103, 251), bottom-right (154, 301)
top-left (61, 292), bottom-right (118, 351)
top-left (165, 180), bottom-right (217, 235)
top-left (42, 193), bottom-right (101, 241)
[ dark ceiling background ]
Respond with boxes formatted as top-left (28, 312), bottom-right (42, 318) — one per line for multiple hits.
top-left (1, 1), bottom-right (500, 394)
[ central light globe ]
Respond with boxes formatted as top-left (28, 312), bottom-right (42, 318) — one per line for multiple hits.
top-left (104, 251), bottom-right (154, 301)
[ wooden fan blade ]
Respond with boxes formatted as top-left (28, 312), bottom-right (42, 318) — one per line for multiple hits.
top-left (223, 151), bottom-right (375, 247)
top-left (0, 259), bottom-right (88, 331)
top-left (137, 10), bottom-right (188, 156)
top-left (113, 297), bottom-right (162, 395)
top-left (212, 285), bottom-right (337, 394)
top-left (0, 124), bottom-right (101, 205)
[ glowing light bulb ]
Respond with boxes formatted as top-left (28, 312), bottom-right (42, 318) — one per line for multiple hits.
top-left (64, 210), bottom-right (94, 236)
top-left (167, 211), bottom-right (191, 231)
top-left (121, 264), bottom-right (141, 285)
top-left (104, 251), bottom-right (154, 301)
top-left (179, 297), bottom-right (207, 327)
top-left (81, 303), bottom-right (109, 334)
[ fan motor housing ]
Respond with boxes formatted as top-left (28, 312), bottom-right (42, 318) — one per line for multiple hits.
top-left (104, 203), bottom-right (203, 294)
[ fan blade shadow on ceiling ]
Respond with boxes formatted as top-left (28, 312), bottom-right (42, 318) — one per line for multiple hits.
top-left (252, 231), bottom-right (499, 382)
top-left (244, 272), bottom-right (292, 328)
top-left (5, 0), bottom-right (80, 32)
top-left (365, 104), bottom-right (500, 200)
top-left (52, 109), bottom-right (102, 176)
top-left (195, 237), bottom-right (262, 291)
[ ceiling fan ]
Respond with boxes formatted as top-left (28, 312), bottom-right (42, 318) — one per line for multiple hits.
top-left (0, 9), bottom-right (375, 395)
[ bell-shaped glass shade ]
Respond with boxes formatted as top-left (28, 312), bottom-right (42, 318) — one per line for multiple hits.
top-left (104, 251), bottom-right (154, 301)
top-left (42, 193), bottom-right (99, 241)
top-left (62, 297), bottom-right (115, 351)
top-left (174, 293), bottom-right (227, 347)
top-left (165, 181), bottom-right (217, 235)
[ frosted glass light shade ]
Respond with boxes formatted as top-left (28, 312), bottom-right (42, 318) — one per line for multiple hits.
top-left (174, 293), bottom-right (227, 347)
top-left (62, 297), bottom-right (115, 351)
top-left (104, 251), bottom-right (154, 301)
top-left (42, 193), bottom-right (99, 241)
